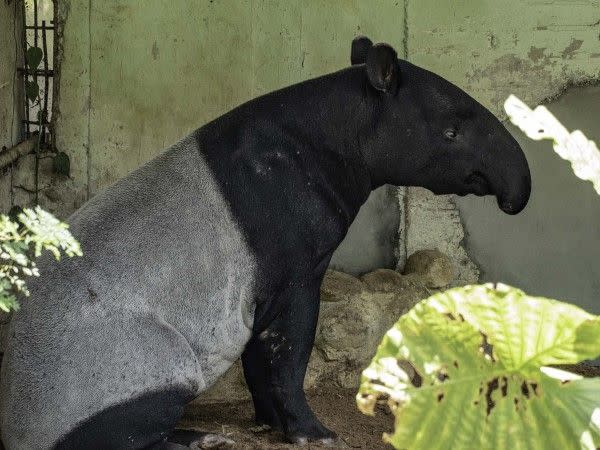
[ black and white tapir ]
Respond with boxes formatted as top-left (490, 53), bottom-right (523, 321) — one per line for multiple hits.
top-left (0, 37), bottom-right (530, 449)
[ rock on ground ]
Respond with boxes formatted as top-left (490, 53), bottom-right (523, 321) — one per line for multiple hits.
top-left (404, 249), bottom-right (454, 288)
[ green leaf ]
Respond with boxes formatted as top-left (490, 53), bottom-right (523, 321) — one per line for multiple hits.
top-left (26, 46), bottom-right (43, 69)
top-left (357, 284), bottom-right (600, 450)
top-left (0, 207), bottom-right (82, 312)
top-left (53, 152), bottom-right (70, 177)
top-left (0, 290), bottom-right (19, 313)
top-left (25, 80), bottom-right (39, 102)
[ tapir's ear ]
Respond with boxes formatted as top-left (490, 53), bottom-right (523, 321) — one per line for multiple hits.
top-left (366, 43), bottom-right (399, 95)
top-left (351, 36), bottom-right (373, 65)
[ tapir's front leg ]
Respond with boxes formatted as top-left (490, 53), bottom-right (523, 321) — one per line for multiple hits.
top-left (242, 280), bottom-right (336, 445)
top-left (242, 334), bottom-right (282, 430)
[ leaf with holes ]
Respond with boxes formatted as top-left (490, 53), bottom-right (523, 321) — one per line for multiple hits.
top-left (357, 284), bottom-right (600, 450)
top-left (26, 46), bottom-right (43, 69)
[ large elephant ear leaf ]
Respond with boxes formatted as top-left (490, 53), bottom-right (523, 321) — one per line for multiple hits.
top-left (357, 284), bottom-right (600, 450)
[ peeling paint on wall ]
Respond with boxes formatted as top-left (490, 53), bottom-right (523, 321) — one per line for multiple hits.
top-left (401, 0), bottom-right (600, 282)
top-left (456, 84), bottom-right (600, 314)
top-left (2, 0), bottom-right (599, 276)
top-left (0, 0), bottom-right (24, 213)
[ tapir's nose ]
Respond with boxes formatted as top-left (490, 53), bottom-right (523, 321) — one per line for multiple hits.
top-left (496, 145), bottom-right (531, 215)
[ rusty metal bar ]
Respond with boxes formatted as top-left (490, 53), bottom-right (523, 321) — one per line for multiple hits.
top-left (21, 0), bottom-right (29, 138)
top-left (16, 68), bottom-right (54, 76)
top-left (42, 20), bottom-right (49, 141)
top-left (25, 25), bottom-right (54, 30)
top-left (33, 0), bottom-right (38, 48)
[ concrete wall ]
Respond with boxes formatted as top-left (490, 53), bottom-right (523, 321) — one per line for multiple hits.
top-left (457, 85), bottom-right (600, 314)
top-left (330, 185), bottom-right (400, 275)
top-left (0, 0), bottom-right (24, 213)
top-left (400, 0), bottom-right (600, 284)
top-left (2, 1), bottom-right (599, 279)
top-left (52, 0), bottom-right (408, 273)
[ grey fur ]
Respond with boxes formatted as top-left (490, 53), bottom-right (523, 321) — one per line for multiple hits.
top-left (0, 133), bottom-right (257, 449)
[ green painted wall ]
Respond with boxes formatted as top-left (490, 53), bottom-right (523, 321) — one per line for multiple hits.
top-left (457, 86), bottom-right (600, 315)
top-left (0, 0), bottom-right (23, 213)
top-left (3, 0), bottom-right (599, 276)
top-left (54, 1), bottom-right (406, 198)
top-left (402, 0), bottom-right (599, 283)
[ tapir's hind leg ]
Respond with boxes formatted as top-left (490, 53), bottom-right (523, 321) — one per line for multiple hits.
top-left (55, 388), bottom-right (193, 450)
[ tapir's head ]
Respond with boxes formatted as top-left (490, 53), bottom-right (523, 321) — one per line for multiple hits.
top-left (351, 37), bottom-right (531, 215)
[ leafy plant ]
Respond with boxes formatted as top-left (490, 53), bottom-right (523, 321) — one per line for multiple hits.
top-left (0, 207), bottom-right (81, 312)
top-left (357, 284), bottom-right (600, 450)
top-left (25, 45), bottom-right (43, 103)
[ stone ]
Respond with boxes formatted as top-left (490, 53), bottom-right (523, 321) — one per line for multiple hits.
top-left (319, 269), bottom-right (365, 302)
top-left (313, 283), bottom-right (430, 389)
top-left (190, 433), bottom-right (235, 449)
top-left (404, 249), bottom-right (454, 288)
top-left (360, 268), bottom-right (414, 292)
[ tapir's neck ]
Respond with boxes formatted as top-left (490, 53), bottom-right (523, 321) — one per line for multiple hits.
top-left (251, 67), bottom-right (409, 192)
top-left (259, 68), bottom-right (368, 158)
top-left (263, 67), bottom-right (375, 208)
top-left (201, 66), bottom-right (375, 216)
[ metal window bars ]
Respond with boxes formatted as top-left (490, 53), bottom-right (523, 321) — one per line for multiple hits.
top-left (17, 0), bottom-right (54, 146)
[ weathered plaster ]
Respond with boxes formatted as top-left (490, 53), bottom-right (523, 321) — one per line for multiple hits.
top-left (2, 0), bottom-right (599, 277)
top-left (49, 0), bottom-right (407, 273)
top-left (0, 0), bottom-right (23, 213)
top-left (456, 85), bottom-right (600, 315)
top-left (400, 0), bottom-right (600, 281)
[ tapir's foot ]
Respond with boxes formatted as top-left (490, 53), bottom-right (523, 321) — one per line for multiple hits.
top-left (266, 388), bottom-right (339, 446)
top-left (286, 422), bottom-right (339, 447)
top-left (169, 429), bottom-right (235, 449)
top-left (253, 410), bottom-right (282, 432)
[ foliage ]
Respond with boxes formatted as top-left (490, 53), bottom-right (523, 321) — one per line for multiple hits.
top-left (504, 95), bottom-right (600, 195)
top-left (0, 207), bottom-right (81, 312)
top-left (357, 284), bottom-right (600, 450)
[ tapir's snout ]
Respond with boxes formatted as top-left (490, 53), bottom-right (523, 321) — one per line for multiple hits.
top-left (494, 142), bottom-right (531, 215)
top-left (497, 173), bottom-right (530, 214)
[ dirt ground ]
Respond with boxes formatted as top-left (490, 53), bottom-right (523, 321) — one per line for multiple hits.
top-left (179, 387), bottom-right (394, 449)
top-left (179, 364), bottom-right (600, 450)
top-left (0, 367), bottom-right (597, 450)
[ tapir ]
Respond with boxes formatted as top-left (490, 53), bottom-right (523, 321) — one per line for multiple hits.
top-left (0, 37), bottom-right (531, 449)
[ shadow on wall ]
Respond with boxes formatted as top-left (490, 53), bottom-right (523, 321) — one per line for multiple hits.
top-left (329, 185), bottom-right (400, 276)
top-left (456, 85), bottom-right (600, 315)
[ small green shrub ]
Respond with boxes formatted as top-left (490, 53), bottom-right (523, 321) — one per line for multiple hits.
top-left (357, 284), bottom-right (600, 450)
top-left (0, 206), bottom-right (81, 312)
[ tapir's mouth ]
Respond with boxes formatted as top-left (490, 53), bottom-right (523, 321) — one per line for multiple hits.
top-left (464, 171), bottom-right (492, 196)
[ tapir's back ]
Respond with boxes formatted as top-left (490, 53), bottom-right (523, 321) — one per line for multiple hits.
top-left (0, 132), bottom-right (257, 449)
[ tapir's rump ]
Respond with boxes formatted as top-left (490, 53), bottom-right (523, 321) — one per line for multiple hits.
top-left (0, 134), bottom-right (257, 449)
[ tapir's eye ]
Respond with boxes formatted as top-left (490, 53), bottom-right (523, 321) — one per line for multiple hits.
top-left (444, 128), bottom-right (458, 140)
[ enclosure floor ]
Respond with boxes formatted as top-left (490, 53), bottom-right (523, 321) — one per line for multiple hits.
top-left (179, 387), bottom-right (394, 449)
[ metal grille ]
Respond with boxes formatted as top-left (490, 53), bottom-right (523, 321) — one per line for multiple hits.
top-left (18, 0), bottom-right (54, 147)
